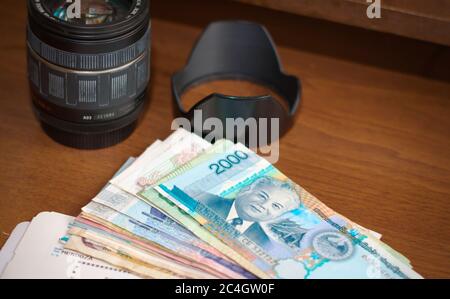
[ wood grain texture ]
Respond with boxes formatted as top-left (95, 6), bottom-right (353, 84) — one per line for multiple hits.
top-left (234, 0), bottom-right (450, 46)
top-left (0, 0), bottom-right (449, 278)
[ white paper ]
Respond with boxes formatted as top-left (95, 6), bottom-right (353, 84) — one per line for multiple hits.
top-left (0, 212), bottom-right (139, 279)
top-left (0, 222), bottom-right (30, 275)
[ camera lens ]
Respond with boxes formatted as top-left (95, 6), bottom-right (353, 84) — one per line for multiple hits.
top-left (27, 0), bottom-right (151, 149)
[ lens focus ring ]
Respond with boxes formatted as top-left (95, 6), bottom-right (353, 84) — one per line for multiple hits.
top-left (27, 26), bottom-right (150, 71)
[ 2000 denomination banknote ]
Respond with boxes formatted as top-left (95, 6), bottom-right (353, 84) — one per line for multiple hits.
top-left (147, 140), bottom-right (422, 279)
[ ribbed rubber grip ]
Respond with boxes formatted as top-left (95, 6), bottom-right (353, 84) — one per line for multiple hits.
top-left (27, 26), bottom-right (150, 71)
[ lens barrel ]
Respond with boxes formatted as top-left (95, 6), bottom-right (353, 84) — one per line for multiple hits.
top-left (27, 0), bottom-right (151, 149)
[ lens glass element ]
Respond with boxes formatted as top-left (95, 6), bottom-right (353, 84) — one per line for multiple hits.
top-left (43, 0), bottom-right (132, 25)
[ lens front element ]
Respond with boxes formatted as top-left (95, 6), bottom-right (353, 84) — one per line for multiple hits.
top-left (43, 0), bottom-right (133, 25)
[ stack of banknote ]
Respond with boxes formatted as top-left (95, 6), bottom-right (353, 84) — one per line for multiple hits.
top-left (62, 128), bottom-right (422, 279)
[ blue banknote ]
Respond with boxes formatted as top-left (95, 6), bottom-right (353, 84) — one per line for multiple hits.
top-left (150, 140), bottom-right (423, 279)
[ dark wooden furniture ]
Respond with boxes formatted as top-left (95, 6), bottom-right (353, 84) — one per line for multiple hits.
top-left (235, 0), bottom-right (450, 46)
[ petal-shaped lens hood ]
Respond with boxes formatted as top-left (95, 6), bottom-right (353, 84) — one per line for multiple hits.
top-left (172, 21), bottom-right (301, 144)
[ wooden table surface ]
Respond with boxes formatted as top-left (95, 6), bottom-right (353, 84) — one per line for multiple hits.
top-left (0, 0), bottom-right (449, 278)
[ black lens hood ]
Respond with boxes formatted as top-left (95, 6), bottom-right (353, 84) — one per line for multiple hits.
top-left (172, 21), bottom-right (301, 144)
